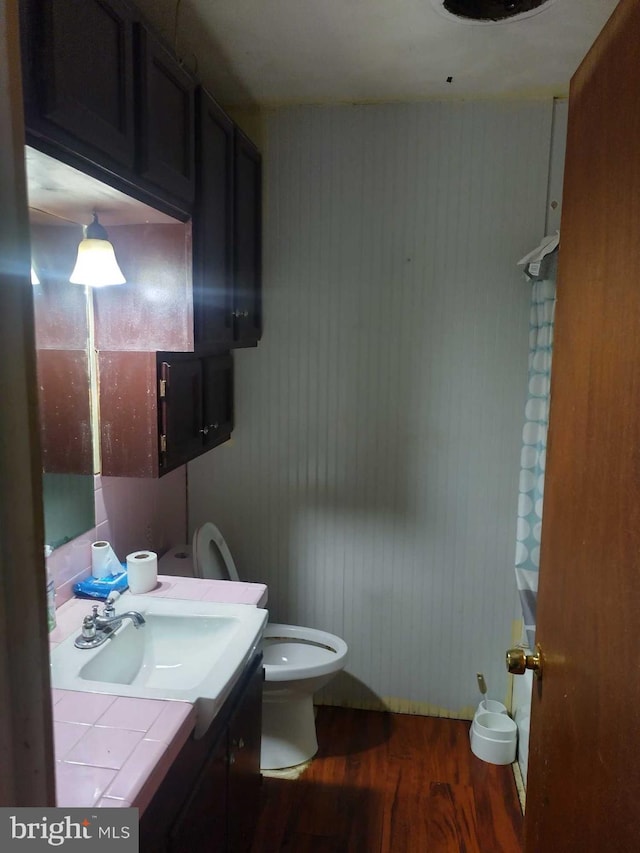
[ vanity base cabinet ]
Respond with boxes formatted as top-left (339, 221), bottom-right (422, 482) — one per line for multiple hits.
top-left (168, 732), bottom-right (228, 853)
top-left (139, 652), bottom-right (264, 853)
top-left (227, 658), bottom-right (263, 852)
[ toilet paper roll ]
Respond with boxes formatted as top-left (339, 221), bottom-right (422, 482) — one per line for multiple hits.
top-left (126, 550), bottom-right (158, 594)
top-left (91, 541), bottom-right (120, 579)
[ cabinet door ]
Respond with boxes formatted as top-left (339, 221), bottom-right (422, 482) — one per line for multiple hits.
top-left (21, 0), bottom-right (135, 169)
top-left (233, 130), bottom-right (263, 346)
top-left (201, 354), bottom-right (234, 451)
top-left (194, 89), bottom-right (235, 349)
top-left (160, 357), bottom-right (203, 472)
top-left (99, 351), bottom-right (160, 478)
top-left (137, 26), bottom-right (196, 205)
top-left (168, 731), bottom-right (228, 853)
top-left (227, 656), bottom-right (263, 852)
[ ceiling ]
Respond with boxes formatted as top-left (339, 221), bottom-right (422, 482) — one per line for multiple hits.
top-left (134, 0), bottom-right (617, 106)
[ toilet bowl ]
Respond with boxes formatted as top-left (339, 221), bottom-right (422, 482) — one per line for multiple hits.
top-left (162, 522), bottom-right (348, 770)
top-left (261, 623), bottom-right (348, 769)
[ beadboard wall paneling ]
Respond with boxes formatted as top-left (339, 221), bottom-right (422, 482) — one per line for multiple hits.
top-left (189, 101), bottom-right (553, 716)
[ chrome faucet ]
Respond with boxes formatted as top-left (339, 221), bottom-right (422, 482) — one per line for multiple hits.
top-left (74, 602), bottom-right (146, 649)
top-left (95, 608), bottom-right (146, 630)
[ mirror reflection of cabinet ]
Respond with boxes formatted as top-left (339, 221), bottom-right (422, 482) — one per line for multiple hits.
top-left (21, 0), bottom-right (263, 547)
top-left (31, 220), bottom-right (93, 476)
top-left (30, 215), bottom-right (96, 548)
top-left (26, 146), bottom-right (193, 545)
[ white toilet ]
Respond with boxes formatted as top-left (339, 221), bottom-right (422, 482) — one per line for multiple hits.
top-left (164, 522), bottom-right (348, 770)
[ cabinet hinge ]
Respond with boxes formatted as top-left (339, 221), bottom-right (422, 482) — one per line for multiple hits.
top-left (160, 434), bottom-right (167, 454)
top-left (159, 378), bottom-right (167, 399)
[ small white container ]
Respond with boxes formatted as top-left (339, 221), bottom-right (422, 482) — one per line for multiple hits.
top-left (475, 698), bottom-right (508, 718)
top-left (470, 711), bottom-right (517, 765)
top-left (470, 699), bottom-right (509, 739)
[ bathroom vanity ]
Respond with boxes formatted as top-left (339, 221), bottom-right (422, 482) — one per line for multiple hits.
top-left (139, 650), bottom-right (263, 853)
top-left (49, 578), bottom-right (268, 851)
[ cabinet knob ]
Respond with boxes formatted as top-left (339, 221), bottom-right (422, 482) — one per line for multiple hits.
top-left (232, 310), bottom-right (249, 319)
top-left (199, 426), bottom-right (209, 436)
top-left (210, 423), bottom-right (219, 431)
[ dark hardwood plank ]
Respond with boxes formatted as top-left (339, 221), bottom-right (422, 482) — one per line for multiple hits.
top-left (250, 707), bottom-right (522, 853)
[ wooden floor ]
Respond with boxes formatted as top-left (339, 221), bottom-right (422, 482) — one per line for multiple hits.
top-left (250, 707), bottom-right (523, 853)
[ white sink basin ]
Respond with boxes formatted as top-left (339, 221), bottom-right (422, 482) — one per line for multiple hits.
top-left (50, 594), bottom-right (268, 738)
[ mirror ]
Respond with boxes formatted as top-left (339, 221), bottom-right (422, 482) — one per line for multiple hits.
top-left (26, 146), bottom-right (185, 549)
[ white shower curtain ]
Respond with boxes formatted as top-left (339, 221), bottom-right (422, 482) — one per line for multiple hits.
top-left (514, 260), bottom-right (556, 649)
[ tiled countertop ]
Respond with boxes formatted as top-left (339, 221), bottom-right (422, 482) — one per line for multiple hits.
top-left (50, 576), bottom-right (268, 811)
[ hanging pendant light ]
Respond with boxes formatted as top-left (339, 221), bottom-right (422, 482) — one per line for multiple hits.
top-left (69, 212), bottom-right (126, 287)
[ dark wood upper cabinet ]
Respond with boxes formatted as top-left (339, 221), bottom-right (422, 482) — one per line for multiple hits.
top-left (201, 354), bottom-right (234, 452)
top-left (158, 352), bottom-right (233, 475)
top-left (233, 129), bottom-right (263, 346)
top-left (159, 356), bottom-right (204, 472)
top-left (21, 0), bottom-right (136, 170)
top-left (194, 95), bottom-right (262, 351)
top-left (136, 26), bottom-right (196, 206)
top-left (194, 89), bottom-right (235, 349)
top-left (99, 351), bottom-right (232, 478)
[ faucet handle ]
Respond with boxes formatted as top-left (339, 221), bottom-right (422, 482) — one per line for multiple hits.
top-left (103, 590), bottom-right (121, 619)
top-left (81, 614), bottom-right (97, 640)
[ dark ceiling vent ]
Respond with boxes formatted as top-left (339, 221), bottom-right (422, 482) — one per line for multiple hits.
top-left (442, 0), bottom-right (549, 21)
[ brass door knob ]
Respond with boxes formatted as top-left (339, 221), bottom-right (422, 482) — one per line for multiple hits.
top-left (506, 644), bottom-right (543, 678)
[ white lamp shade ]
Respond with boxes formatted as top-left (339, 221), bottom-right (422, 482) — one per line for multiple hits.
top-left (69, 238), bottom-right (126, 287)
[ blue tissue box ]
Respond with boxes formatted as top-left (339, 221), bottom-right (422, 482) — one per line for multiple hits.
top-left (73, 566), bottom-right (128, 600)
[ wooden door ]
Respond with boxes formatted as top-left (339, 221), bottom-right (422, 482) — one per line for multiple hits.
top-left (525, 2), bottom-right (640, 850)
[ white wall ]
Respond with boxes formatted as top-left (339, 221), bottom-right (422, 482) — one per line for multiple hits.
top-left (189, 99), bottom-right (553, 717)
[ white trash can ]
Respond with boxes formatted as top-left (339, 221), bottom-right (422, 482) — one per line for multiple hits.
top-left (470, 711), bottom-right (517, 765)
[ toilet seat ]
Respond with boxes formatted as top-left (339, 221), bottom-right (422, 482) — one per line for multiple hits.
top-left (262, 623), bottom-right (348, 682)
top-left (192, 522), bottom-right (240, 582)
